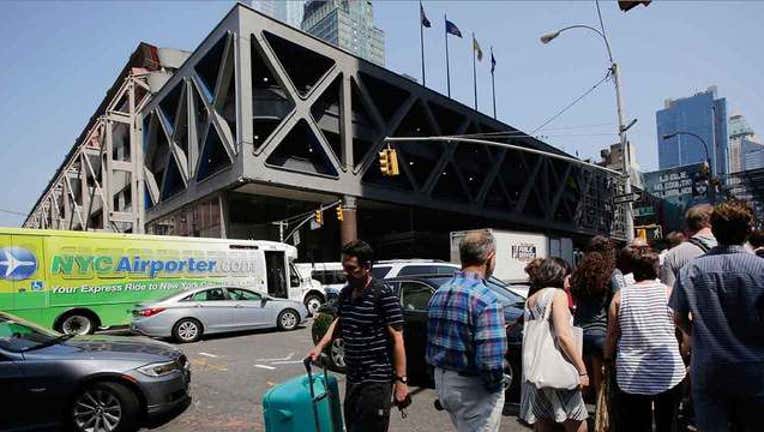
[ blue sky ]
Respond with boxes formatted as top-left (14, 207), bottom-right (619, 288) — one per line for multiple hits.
top-left (1, 0), bottom-right (763, 227)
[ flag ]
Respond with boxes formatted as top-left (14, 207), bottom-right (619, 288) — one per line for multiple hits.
top-left (445, 19), bottom-right (462, 38)
top-left (420, 3), bottom-right (431, 28)
top-left (473, 36), bottom-right (483, 61)
top-left (491, 50), bottom-right (496, 73)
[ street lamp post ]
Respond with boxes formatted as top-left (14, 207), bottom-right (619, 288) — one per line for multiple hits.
top-left (540, 24), bottom-right (636, 241)
top-left (663, 131), bottom-right (717, 203)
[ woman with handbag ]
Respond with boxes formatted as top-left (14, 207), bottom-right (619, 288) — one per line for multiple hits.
top-left (520, 258), bottom-right (589, 432)
top-left (604, 248), bottom-right (686, 432)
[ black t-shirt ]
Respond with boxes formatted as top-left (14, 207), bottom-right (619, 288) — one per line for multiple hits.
top-left (337, 279), bottom-right (404, 383)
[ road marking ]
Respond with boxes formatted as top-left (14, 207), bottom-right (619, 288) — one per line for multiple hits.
top-left (254, 364), bottom-right (276, 370)
top-left (271, 360), bottom-right (304, 365)
top-left (255, 352), bottom-right (294, 362)
top-left (199, 352), bottom-right (218, 358)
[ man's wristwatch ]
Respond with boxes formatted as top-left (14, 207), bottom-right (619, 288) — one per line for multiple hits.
top-left (395, 375), bottom-right (408, 384)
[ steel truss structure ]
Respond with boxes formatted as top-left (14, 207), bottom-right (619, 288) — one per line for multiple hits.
top-left (26, 4), bottom-right (625, 240)
top-left (140, 4), bottom-right (626, 240)
top-left (23, 44), bottom-right (188, 233)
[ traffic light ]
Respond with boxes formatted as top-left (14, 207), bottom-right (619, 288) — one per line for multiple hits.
top-left (618, 0), bottom-right (651, 12)
top-left (314, 210), bottom-right (323, 225)
top-left (336, 205), bottom-right (344, 222)
top-left (378, 148), bottom-right (400, 176)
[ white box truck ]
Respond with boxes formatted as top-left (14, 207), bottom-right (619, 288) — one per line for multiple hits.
top-left (449, 229), bottom-right (574, 285)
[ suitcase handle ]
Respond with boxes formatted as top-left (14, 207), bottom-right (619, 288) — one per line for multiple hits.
top-left (303, 357), bottom-right (324, 432)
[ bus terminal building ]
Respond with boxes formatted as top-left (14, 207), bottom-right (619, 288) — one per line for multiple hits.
top-left (24, 4), bottom-right (625, 262)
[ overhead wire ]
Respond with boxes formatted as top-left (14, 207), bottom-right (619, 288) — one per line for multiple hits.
top-left (0, 208), bottom-right (28, 217)
top-left (440, 71), bottom-right (614, 141)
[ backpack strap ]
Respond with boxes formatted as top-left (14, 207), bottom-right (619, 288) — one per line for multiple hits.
top-left (687, 237), bottom-right (711, 254)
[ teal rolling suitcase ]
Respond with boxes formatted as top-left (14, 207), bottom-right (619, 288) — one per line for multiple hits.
top-left (262, 358), bottom-right (343, 432)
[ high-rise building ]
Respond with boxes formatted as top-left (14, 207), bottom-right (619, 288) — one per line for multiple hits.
top-left (742, 138), bottom-right (764, 171)
top-left (728, 113), bottom-right (759, 173)
top-left (251, 0), bottom-right (304, 28)
top-left (301, 0), bottom-right (385, 66)
top-left (656, 86), bottom-right (728, 176)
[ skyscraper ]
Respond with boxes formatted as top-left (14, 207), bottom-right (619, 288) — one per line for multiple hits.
top-left (728, 113), bottom-right (761, 173)
top-left (251, 0), bottom-right (304, 29)
top-left (301, 0), bottom-right (385, 66)
top-left (656, 86), bottom-right (728, 176)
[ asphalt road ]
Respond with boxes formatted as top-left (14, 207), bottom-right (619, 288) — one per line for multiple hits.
top-left (140, 323), bottom-right (531, 432)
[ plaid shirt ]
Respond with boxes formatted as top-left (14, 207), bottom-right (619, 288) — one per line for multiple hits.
top-left (426, 272), bottom-right (507, 390)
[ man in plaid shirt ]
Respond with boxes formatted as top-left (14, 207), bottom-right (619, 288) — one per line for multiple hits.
top-left (426, 230), bottom-right (507, 432)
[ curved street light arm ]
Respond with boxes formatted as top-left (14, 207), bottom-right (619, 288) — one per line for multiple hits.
top-left (666, 131), bottom-right (711, 164)
top-left (549, 25), bottom-right (614, 64)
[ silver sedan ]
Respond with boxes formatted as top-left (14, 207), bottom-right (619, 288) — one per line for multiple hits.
top-left (131, 286), bottom-right (308, 343)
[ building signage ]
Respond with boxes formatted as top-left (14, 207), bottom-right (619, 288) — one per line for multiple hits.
top-left (511, 244), bottom-right (537, 262)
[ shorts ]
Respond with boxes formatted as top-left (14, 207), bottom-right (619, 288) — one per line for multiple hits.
top-left (344, 381), bottom-right (393, 432)
top-left (583, 332), bottom-right (606, 357)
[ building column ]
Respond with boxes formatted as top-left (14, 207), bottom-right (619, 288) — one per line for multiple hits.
top-left (340, 195), bottom-right (357, 247)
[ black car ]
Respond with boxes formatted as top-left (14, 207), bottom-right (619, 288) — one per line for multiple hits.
top-left (311, 275), bottom-right (526, 396)
top-left (0, 312), bottom-right (191, 432)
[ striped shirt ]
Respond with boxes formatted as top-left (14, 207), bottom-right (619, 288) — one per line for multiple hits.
top-left (616, 281), bottom-right (686, 395)
top-left (336, 279), bottom-right (403, 384)
top-left (670, 245), bottom-right (764, 378)
top-left (426, 272), bottom-right (507, 391)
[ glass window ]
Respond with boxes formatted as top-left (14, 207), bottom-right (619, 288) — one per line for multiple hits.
top-left (330, 270), bottom-right (347, 285)
top-left (398, 265), bottom-right (441, 276)
top-left (289, 264), bottom-right (300, 287)
top-left (372, 266), bottom-right (392, 279)
top-left (399, 281), bottom-right (434, 311)
top-left (192, 288), bottom-right (227, 302)
top-left (0, 316), bottom-right (58, 352)
top-left (435, 266), bottom-right (458, 275)
top-left (228, 288), bottom-right (262, 301)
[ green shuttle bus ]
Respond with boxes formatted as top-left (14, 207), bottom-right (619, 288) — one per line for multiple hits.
top-left (0, 228), bottom-right (324, 334)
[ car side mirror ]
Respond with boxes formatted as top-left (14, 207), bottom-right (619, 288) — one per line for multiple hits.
top-left (513, 301), bottom-right (526, 309)
top-left (261, 297), bottom-right (268, 307)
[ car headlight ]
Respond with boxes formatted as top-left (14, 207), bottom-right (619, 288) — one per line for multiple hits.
top-left (137, 360), bottom-right (181, 377)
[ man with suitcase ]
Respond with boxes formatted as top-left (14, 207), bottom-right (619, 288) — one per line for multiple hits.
top-left (308, 240), bottom-right (409, 432)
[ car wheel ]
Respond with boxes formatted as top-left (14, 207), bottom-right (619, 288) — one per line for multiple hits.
top-left (304, 294), bottom-right (324, 316)
top-left (277, 309), bottom-right (300, 331)
top-left (71, 382), bottom-right (139, 432)
top-left (329, 338), bottom-right (346, 371)
top-left (172, 318), bottom-right (202, 343)
top-left (60, 313), bottom-right (95, 336)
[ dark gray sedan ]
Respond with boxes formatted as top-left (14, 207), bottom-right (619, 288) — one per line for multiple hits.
top-left (0, 312), bottom-right (190, 432)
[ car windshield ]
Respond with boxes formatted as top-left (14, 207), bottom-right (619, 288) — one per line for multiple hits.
top-left (0, 313), bottom-right (62, 352)
top-left (425, 276), bottom-right (524, 306)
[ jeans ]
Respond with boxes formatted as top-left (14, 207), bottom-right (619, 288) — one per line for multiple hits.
top-left (344, 381), bottom-right (392, 432)
top-left (434, 368), bottom-right (505, 432)
top-left (692, 362), bottom-right (764, 432)
top-left (617, 382), bottom-right (682, 432)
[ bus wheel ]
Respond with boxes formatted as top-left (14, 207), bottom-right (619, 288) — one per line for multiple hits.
top-left (172, 318), bottom-right (202, 343)
top-left (59, 312), bottom-right (96, 336)
top-left (304, 293), bottom-right (324, 316)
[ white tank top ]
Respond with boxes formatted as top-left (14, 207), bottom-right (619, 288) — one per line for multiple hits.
top-left (616, 281), bottom-right (686, 395)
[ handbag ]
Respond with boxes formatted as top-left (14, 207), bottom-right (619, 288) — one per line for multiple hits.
top-left (522, 288), bottom-right (583, 390)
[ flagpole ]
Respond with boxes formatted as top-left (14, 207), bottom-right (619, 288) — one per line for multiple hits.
top-left (491, 46), bottom-right (496, 119)
top-left (472, 33), bottom-right (477, 110)
top-left (419, 1), bottom-right (426, 87)
top-left (445, 13), bottom-right (451, 98)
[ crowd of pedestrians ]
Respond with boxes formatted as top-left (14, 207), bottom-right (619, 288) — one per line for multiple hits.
top-left (306, 199), bottom-right (762, 432)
